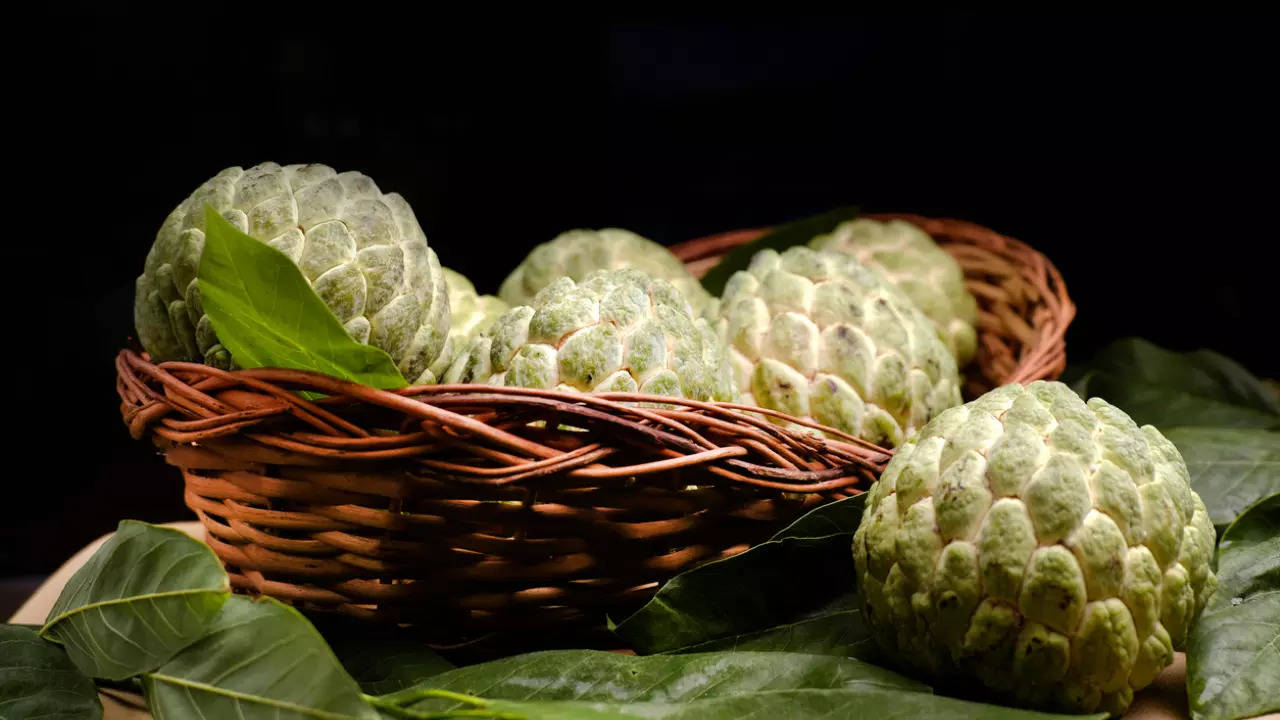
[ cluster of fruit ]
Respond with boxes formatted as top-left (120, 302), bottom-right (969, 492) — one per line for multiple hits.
top-left (132, 164), bottom-right (1217, 716)
top-left (134, 163), bottom-right (976, 448)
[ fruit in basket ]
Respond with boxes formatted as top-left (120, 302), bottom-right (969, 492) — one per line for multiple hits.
top-left (134, 162), bottom-right (451, 382)
top-left (852, 380), bottom-right (1218, 716)
top-left (718, 246), bottom-right (961, 447)
top-left (499, 228), bottom-right (716, 316)
top-left (447, 268), bottom-right (734, 401)
top-left (438, 267), bottom-right (509, 381)
top-left (810, 218), bottom-right (979, 366)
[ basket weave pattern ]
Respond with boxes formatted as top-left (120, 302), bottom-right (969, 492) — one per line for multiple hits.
top-left (117, 352), bottom-right (886, 633)
top-left (117, 213), bottom-right (1071, 635)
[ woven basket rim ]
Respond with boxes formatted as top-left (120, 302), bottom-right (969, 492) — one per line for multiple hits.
top-left (118, 349), bottom-right (889, 492)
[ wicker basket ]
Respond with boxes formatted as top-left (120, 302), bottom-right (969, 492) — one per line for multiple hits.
top-left (116, 212), bottom-right (1071, 640)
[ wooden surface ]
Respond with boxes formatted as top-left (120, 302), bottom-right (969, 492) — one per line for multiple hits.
top-left (12, 523), bottom-right (1274, 720)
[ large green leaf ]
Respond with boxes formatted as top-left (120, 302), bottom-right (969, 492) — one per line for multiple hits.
top-left (378, 694), bottom-right (620, 720)
top-left (503, 689), bottom-right (1106, 720)
top-left (1187, 493), bottom-right (1280, 720)
top-left (375, 687), bottom-right (1103, 720)
top-left (142, 594), bottom-right (378, 719)
top-left (40, 520), bottom-right (229, 680)
top-left (765, 493), bottom-right (868, 540)
top-left (0, 624), bottom-right (102, 720)
top-left (613, 495), bottom-right (865, 654)
top-left (672, 597), bottom-right (874, 659)
top-left (198, 205), bottom-right (407, 389)
top-left (698, 206), bottom-right (860, 296)
top-left (1165, 427), bottom-right (1280, 530)
top-left (381, 649), bottom-right (922, 713)
top-left (1066, 338), bottom-right (1280, 430)
top-left (327, 630), bottom-right (453, 696)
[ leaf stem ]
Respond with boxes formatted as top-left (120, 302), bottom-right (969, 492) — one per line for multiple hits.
top-left (372, 687), bottom-right (490, 707)
top-left (364, 691), bottom-right (527, 719)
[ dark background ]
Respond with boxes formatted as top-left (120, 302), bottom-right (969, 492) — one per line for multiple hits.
top-left (6, 12), bottom-right (1276, 597)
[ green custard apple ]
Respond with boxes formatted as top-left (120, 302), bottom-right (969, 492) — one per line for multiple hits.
top-left (852, 380), bottom-right (1218, 716)
top-left (437, 267), bottom-right (509, 382)
top-left (718, 246), bottom-right (962, 447)
top-left (447, 268), bottom-right (734, 401)
top-left (498, 228), bottom-right (715, 316)
top-left (810, 218), bottom-right (979, 366)
top-left (134, 162), bottom-right (451, 383)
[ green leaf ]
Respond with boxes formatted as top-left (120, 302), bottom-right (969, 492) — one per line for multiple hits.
top-left (562, 689), bottom-right (1106, 720)
top-left (142, 594), bottom-right (378, 720)
top-left (698, 206), bottom-right (860, 296)
top-left (764, 493), bottom-right (868, 540)
top-left (327, 630), bottom-right (453, 696)
top-left (1165, 427), bottom-right (1280, 530)
top-left (410, 696), bottom-right (622, 720)
top-left (0, 624), bottom-right (102, 720)
top-left (1065, 338), bottom-right (1280, 430)
top-left (198, 205), bottom-right (407, 389)
top-left (672, 598), bottom-right (874, 659)
top-left (1187, 493), bottom-right (1280, 720)
top-left (380, 649), bottom-right (923, 711)
top-left (614, 495), bottom-right (865, 654)
top-left (376, 688), bottom-right (1102, 720)
top-left (40, 520), bottom-right (229, 680)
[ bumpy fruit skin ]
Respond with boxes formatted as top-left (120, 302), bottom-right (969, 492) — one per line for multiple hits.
top-left (447, 268), bottom-right (734, 402)
top-left (718, 246), bottom-right (961, 447)
top-left (852, 381), bottom-right (1218, 716)
top-left (498, 228), bottom-right (715, 316)
top-left (438, 267), bottom-right (509, 381)
top-left (134, 162), bottom-right (451, 383)
top-left (810, 218), bottom-right (979, 366)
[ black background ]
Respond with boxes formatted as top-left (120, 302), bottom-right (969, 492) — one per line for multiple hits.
top-left (6, 12), bottom-right (1276, 584)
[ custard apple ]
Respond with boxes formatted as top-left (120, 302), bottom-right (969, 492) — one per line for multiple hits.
top-left (436, 267), bottom-right (509, 381)
top-left (498, 228), bottom-right (715, 316)
top-left (718, 246), bottom-right (962, 447)
top-left (852, 380), bottom-right (1218, 716)
top-left (134, 162), bottom-right (451, 383)
top-left (447, 268), bottom-right (734, 401)
top-left (811, 218), bottom-right (979, 366)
